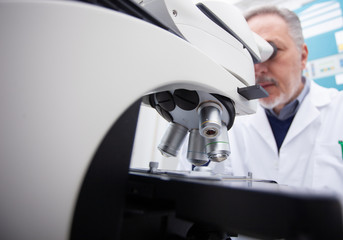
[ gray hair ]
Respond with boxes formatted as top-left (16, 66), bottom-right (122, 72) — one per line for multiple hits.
top-left (244, 6), bottom-right (304, 51)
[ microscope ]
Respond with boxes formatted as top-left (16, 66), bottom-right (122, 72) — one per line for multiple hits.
top-left (139, 0), bottom-right (272, 168)
top-left (0, 0), bottom-right (342, 240)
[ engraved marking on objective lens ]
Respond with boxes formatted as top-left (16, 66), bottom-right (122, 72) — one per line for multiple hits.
top-left (201, 120), bottom-right (222, 126)
top-left (205, 141), bottom-right (229, 146)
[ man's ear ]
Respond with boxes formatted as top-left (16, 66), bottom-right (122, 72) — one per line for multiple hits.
top-left (301, 44), bottom-right (309, 70)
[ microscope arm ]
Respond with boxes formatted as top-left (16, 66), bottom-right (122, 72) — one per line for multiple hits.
top-left (0, 1), bottom-right (255, 239)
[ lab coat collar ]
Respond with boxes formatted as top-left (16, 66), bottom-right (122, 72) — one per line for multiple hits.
top-left (282, 81), bottom-right (337, 147)
top-left (252, 94), bottom-right (319, 153)
top-left (282, 90), bottom-right (319, 147)
top-left (253, 100), bottom-right (318, 154)
top-left (250, 81), bottom-right (338, 152)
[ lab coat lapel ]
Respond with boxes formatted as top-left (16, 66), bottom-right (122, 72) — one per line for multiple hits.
top-left (282, 89), bottom-right (320, 146)
top-left (251, 105), bottom-right (278, 153)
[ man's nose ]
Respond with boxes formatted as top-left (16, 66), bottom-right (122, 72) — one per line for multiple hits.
top-left (254, 62), bottom-right (268, 77)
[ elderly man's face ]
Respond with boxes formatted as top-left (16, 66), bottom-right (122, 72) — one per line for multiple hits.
top-left (247, 14), bottom-right (308, 114)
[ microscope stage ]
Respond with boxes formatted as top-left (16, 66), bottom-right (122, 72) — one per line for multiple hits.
top-left (125, 168), bottom-right (343, 239)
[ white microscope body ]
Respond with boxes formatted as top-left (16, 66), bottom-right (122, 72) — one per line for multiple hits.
top-left (140, 0), bottom-right (272, 166)
top-left (0, 0), bottom-right (272, 239)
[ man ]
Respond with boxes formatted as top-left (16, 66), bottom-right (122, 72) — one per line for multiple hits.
top-left (180, 6), bottom-right (343, 197)
top-left (217, 6), bottom-right (343, 196)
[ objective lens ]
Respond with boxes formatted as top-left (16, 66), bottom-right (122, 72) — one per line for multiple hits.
top-left (158, 122), bottom-right (188, 157)
top-left (187, 129), bottom-right (209, 166)
top-left (204, 122), bottom-right (230, 162)
top-left (198, 102), bottom-right (222, 139)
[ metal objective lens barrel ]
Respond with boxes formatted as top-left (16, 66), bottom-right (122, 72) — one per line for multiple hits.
top-left (204, 122), bottom-right (230, 162)
top-left (198, 102), bottom-right (222, 139)
top-left (158, 122), bottom-right (188, 157)
top-left (187, 129), bottom-right (209, 166)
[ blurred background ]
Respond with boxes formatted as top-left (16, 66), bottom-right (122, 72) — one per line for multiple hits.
top-left (232, 0), bottom-right (313, 11)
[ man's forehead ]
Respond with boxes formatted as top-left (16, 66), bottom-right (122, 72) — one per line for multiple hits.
top-left (247, 14), bottom-right (289, 40)
top-left (247, 13), bottom-right (287, 29)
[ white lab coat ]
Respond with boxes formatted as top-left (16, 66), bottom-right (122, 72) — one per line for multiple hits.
top-left (179, 82), bottom-right (343, 196)
top-left (212, 82), bottom-right (343, 196)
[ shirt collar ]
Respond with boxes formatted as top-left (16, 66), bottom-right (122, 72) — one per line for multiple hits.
top-left (265, 77), bottom-right (310, 120)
